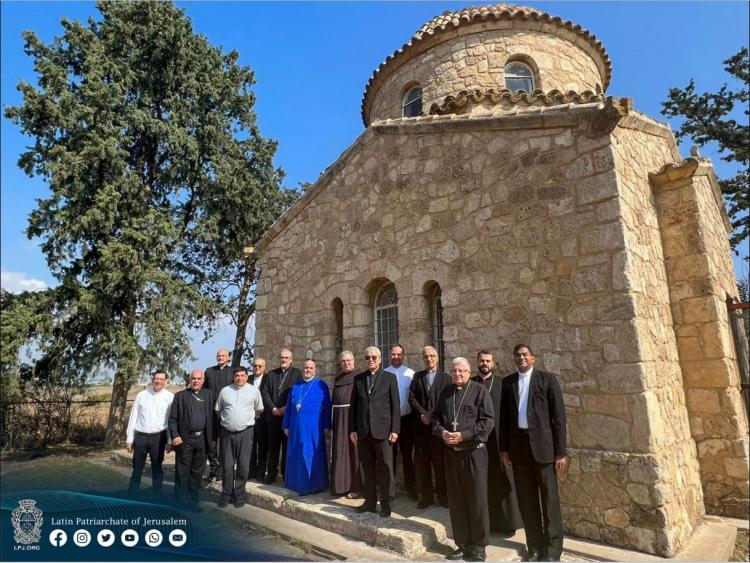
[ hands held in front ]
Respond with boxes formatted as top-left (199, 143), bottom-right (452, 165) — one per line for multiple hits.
top-left (441, 430), bottom-right (462, 445)
top-left (420, 414), bottom-right (430, 425)
top-left (349, 431), bottom-right (358, 445)
top-left (284, 429), bottom-right (289, 437)
top-left (171, 437), bottom-right (183, 447)
top-left (388, 433), bottom-right (398, 444)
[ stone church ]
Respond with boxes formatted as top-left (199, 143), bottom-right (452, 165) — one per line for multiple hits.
top-left (253, 4), bottom-right (749, 556)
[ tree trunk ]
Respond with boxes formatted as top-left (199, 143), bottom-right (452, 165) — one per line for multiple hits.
top-left (232, 256), bottom-right (256, 367)
top-left (104, 310), bottom-right (139, 445)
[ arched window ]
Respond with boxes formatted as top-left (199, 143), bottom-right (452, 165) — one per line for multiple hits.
top-left (332, 298), bottom-right (344, 357)
top-left (374, 282), bottom-right (399, 366)
top-left (402, 86), bottom-right (423, 117)
top-left (504, 62), bottom-right (535, 92)
top-left (427, 283), bottom-right (446, 371)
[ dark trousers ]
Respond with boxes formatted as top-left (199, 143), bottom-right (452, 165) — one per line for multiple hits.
top-left (392, 413), bottom-right (416, 492)
top-left (358, 435), bottom-right (394, 505)
top-left (445, 445), bottom-right (489, 549)
top-left (220, 426), bottom-right (253, 502)
top-left (512, 431), bottom-right (564, 556)
top-left (414, 427), bottom-right (446, 501)
top-left (174, 434), bottom-right (207, 507)
top-left (249, 417), bottom-right (268, 479)
top-left (266, 415), bottom-right (287, 479)
top-left (207, 413), bottom-right (221, 477)
top-left (129, 430), bottom-right (167, 497)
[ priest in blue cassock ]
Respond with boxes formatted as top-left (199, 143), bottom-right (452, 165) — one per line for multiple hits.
top-left (283, 358), bottom-right (332, 495)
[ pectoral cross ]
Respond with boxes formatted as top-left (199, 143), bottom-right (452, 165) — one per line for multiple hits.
top-left (451, 420), bottom-right (459, 431)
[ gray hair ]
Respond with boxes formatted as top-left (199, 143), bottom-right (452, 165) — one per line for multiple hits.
top-left (280, 348), bottom-right (293, 357)
top-left (365, 346), bottom-right (381, 359)
top-left (339, 350), bottom-right (354, 361)
top-left (452, 357), bottom-right (471, 370)
top-left (423, 346), bottom-right (438, 355)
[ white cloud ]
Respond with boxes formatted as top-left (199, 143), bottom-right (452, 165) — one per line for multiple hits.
top-left (1, 271), bottom-right (49, 294)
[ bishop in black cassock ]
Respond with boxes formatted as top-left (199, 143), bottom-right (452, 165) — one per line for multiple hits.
top-left (431, 357), bottom-right (494, 563)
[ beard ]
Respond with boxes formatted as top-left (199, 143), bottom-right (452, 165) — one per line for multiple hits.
top-left (478, 365), bottom-right (491, 376)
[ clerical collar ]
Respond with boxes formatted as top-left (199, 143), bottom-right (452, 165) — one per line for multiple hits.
top-left (303, 376), bottom-right (315, 382)
top-left (519, 368), bottom-right (533, 378)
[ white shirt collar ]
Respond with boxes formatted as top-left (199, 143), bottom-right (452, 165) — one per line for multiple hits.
top-left (519, 368), bottom-right (533, 378)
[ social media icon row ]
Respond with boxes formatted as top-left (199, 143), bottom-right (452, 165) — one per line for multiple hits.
top-left (48, 528), bottom-right (186, 548)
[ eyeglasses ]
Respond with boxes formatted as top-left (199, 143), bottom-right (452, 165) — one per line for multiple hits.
top-left (253, 364), bottom-right (263, 368)
top-left (364, 355), bottom-right (378, 360)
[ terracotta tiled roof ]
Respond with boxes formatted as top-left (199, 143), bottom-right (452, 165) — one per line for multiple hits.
top-left (429, 88), bottom-right (606, 115)
top-left (361, 3), bottom-right (613, 126)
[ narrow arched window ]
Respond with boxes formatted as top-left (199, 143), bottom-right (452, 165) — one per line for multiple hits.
top-left (504, 62), bottom-right (535, 92)
top-left (332, 298), bottom-right (344, 357)
top-left (374, 282), bottom-right (399, 366)
top-left (428, 283), bottom-right (446, 372)
top-left (402, 86), bottom-right (423, 117)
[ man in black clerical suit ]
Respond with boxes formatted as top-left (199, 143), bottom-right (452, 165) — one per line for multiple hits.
top-left (169, 369), bottom-right (214, 512)
top-left (203, 348), bottom-right (233, 483)
top-left (472, 350), bottom-right (523, 536)
top-left (409, 345), bottom-right (450, 509)
top-left (431, 356), bottom-right (494, 563)
top-left (349, 346), bottom-right (400, 517)
top-left (499, 345), bottom-right (567, 562)
top-left (260, 348), bottom-right (302, 484)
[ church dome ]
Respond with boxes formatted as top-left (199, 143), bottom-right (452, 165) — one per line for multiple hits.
top-left (361, 3), bottom-right (612, 125)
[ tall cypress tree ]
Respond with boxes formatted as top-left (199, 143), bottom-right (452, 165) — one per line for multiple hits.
top-left (5, 1), bottom-right (293, 442)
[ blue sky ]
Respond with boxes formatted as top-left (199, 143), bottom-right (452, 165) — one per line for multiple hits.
top-left (2, 1), bottom-right (748, 373)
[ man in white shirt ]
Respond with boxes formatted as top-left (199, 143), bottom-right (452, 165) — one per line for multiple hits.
top-left (384, 344), bottom-right (417, 501)
top-left (126, 370), bottom-right (175, 498)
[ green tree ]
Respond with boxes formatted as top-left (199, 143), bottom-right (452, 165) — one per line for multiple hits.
top-left (662, 47), bottom-right (749, 251)
top-left (5, 1), bottom-right (290, 443)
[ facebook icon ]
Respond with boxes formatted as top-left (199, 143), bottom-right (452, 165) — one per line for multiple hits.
top-left (49, 529), bottom-right (67, 547)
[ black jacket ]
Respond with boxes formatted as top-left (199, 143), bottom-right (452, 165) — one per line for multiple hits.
top-left (349, 369), bottom-right (401, 440)
top-left (168, 387), bottom-right (215, 443)
top-left (409, 369), bottom-right (450, 433)
top-left (498, 369), bottom-right (566, 464)
top-left (431, 380), bottom-right (494, 448)
top-left (204, 364), bottom-right (233, 395)
top-left (260, 366), bottom-right (302, 421)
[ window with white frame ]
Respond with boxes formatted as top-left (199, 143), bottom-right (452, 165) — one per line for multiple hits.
top-left (374, 282), bottom-right (399, 366)
top-left (504, 62), bottom-right (535, 92)
top-left (402, 86), bottom-right (423, 117)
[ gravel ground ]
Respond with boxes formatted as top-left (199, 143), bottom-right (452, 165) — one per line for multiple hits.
top-left (732, 528), bottom-right (749, 562)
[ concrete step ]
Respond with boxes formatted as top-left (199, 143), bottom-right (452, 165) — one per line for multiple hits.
top-left (109, 449), bottom-right (741, 561)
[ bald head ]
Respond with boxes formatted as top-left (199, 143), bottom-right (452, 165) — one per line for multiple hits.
top-left (189, 369), bottom-right (205, 391)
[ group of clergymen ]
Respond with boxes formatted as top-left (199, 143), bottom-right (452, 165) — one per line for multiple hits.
top-left (124, 343), bottom-right (567, 563)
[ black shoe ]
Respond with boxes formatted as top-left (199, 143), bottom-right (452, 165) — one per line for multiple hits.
top-left (465, 547), bottom-right (486, 562)
top-left (380, 504), bottom-right (391, 517)
top-left (234, 501), bottom-right (246, 509)
top-left (355, 502), bottom-right (377, 514)
top-left (523, 548), bottom-right (543, 562)
top-left (407, 489), bottom-right (419, 501)
top-left (217, 499), bottom-right (229, 508)
top-left (493, 528), bottom-right (516, 539)
top-left (446, 548), bottom-right (465, 560)
top-left (417, 500), bottom-right (433, 509)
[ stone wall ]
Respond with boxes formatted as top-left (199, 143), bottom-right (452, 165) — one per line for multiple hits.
top-left (253, 104), bottom-right (735, 555)
top-left (651, 160), bottom-right (750, 518)
top-left (369, 30), bottom-right (603, 123)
